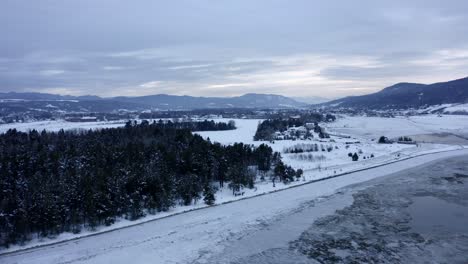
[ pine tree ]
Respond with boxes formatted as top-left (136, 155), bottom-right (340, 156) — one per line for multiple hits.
top-left (352, 153), bottom-right (359, 161)
top-left (296, 169), bottom-right (303, 181)
top-left (203, 185), bottom-right (216, 206)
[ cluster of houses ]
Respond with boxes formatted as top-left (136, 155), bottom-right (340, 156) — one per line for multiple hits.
top-left (272, 123), bottom-right (319, 141)
top-left (272, 122), bottom-right (332, 141)
top-left (273, 126), bottom-right (311, 140)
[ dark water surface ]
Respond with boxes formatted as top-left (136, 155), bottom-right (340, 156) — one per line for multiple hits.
top-left (408, 196), bottom-right (468, 234)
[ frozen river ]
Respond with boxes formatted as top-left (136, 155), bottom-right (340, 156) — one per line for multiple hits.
top-left (200, 154), bottom-right (468, 264)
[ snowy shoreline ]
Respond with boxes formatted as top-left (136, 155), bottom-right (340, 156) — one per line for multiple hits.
top-left (1, 146), bottom-right (467, 256)
top-left (2, 149), bottom-right (468, 264)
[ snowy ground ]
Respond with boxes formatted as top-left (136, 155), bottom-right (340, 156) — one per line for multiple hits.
top-left (443, 103), bottom-right (468, 113)
top-left (325, 114), bottom-right (468, 141)
top-left (197, 117), bottom-right (468, 173)
top-left (0, 120), bottom-right (128, 133)
top-left (1, 149), bottom-right (468, 264)
top-left (416, 102), bottom-right (468, 114)
top-left (1, 115), bottom-right (468, 255)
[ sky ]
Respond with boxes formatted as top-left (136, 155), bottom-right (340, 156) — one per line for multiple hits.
top-left (1, 0), bottom-right (468, 98)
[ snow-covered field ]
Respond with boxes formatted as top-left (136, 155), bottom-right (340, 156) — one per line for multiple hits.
top-left (1, 115), bottom-right (468, 256)
top-left (409, 103), bottom-right (468, 114)
top-left (443, 103), bottom-right (468, 113)
top-left (326, 114), bottom-right (468, 140)
top-left (0, 120), bottom-right (127, 134)
top-left (197, 116), bottom-right (468, 173)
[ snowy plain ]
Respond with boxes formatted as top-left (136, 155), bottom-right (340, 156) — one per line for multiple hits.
top-left (0, 115), bottom-right (468, 257)
top-left (417, 102), bottom-right (468, 114)
top-left (0, 120), bottom-right (127, 134)
top-left (443, 103), bottom-right (468, 113)
top-left (325, 114), bottom-right (468, 139)
top-left (196, 116), bottom-right (468, 173)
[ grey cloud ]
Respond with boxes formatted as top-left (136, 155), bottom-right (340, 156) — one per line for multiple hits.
top-left (320, 60), bottom-right (443, 81)
top-left (1, 0), bottom-right (468, 97)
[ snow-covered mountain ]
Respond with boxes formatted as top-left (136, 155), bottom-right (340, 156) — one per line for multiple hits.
top-left (322, 76), bottom-right (468, 109)
top-left (0, 92), bottom-right (307, 112)
top-left (112, 93), bottom-right (308, 109)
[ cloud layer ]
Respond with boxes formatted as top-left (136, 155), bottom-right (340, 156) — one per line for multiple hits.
top-left (1, 0), bottom-right (467, 97)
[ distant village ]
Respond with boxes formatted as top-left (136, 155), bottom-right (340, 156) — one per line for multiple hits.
top-left (272, 122), bottom-right (331, 141)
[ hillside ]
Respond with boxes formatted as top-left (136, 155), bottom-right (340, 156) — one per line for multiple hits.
top-left (112, 93), bottom-right (307, 109)
top-left (323, 76), bottom-right (468, 109)
top-left (0, 92), bottom-right (307, 113)
top-left (0, 92), bottom-right (307, 111)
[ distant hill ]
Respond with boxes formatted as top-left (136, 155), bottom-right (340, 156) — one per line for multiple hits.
top-left (323, 76), bottom-right (468, 109)
top-left (113, 93), bottom-right (307, 109)
top-left (0, 92), bottom-right (101, 101)
top-left (0, 92), bottom-right (307, 113)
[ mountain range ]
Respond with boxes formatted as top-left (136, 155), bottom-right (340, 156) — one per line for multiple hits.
top-left (0, 92), bottom-right (308, 113)
top-left (112, 93), bottom-right (307, 109)
top-left (2, 76), bottom-right (467, 114)
top-left (323, 76), bottom-right (468, 109)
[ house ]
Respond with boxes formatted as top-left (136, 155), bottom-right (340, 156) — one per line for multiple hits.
top-left (305, 123), bottom-right (315, 129)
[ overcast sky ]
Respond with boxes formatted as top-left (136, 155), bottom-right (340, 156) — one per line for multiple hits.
top-left (1, 0), bottom-right (467, 98)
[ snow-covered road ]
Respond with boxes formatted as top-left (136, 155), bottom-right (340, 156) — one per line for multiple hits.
top-left (2, 148), bottom-right (468, 264)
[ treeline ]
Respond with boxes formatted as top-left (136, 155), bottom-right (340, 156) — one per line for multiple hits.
top-left (398, 136), bottom-right (413, 142)
top-left (0, 120), bottom-right (281, 247)
top-left (291, 153), bottom-right (326, 162)
top-left (138, 108), bottom-right (258, 119)
top-left (283, 143), bottom-right (336, 154)
top-left (253, 114), bottom-right (335, 141)
top-left (254, 119), bottom-right (305, 141)
top-left (139, 119), bottom-right (236, 131)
